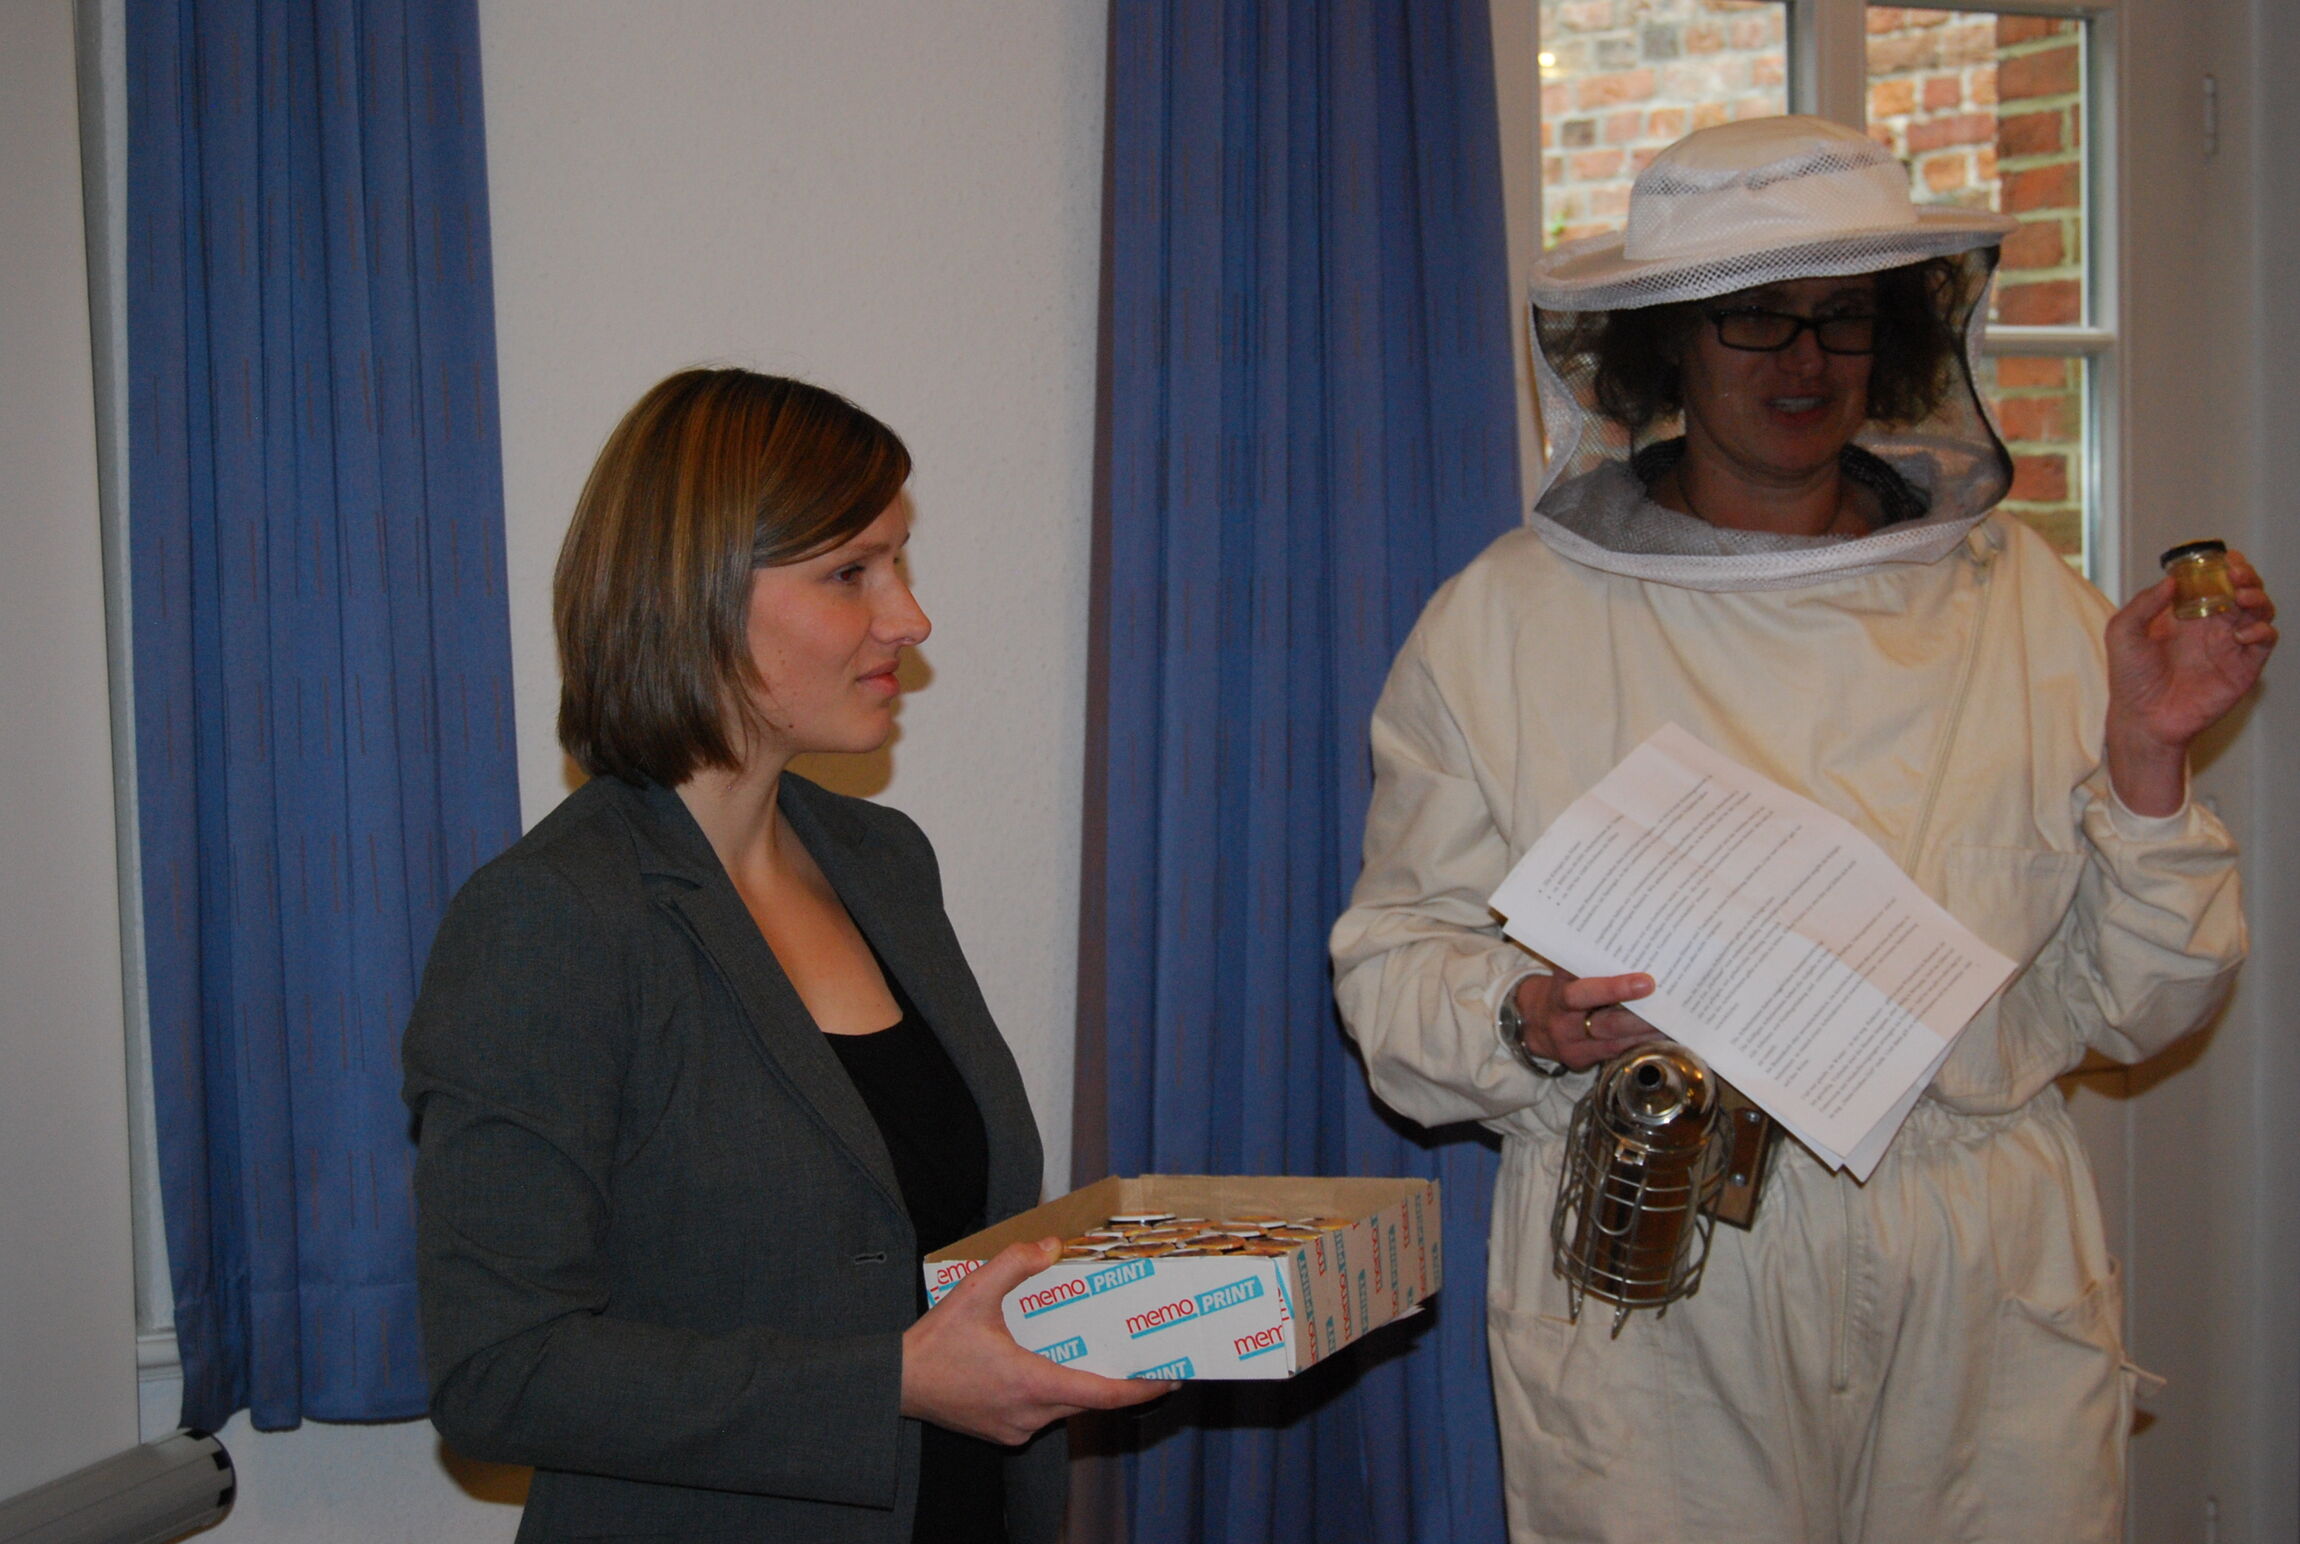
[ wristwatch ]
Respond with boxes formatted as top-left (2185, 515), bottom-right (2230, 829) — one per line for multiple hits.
top-left (1496, 977), bottom-right (1570, 1078)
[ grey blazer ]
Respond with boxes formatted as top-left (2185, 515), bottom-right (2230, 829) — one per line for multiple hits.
top-left (403, 773), bottom-right (1064, 1543)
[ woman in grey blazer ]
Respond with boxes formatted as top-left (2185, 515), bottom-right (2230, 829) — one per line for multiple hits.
top-left (403, 370), bottom-right (1163, 1543)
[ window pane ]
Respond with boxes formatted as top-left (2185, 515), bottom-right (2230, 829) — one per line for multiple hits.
top-left (1539, 1), bottom-right (1790, 246)
top-left (1978, 353), bottom-right (2089, 567)
top-left (1864, 8), bottom-right (2087, 326)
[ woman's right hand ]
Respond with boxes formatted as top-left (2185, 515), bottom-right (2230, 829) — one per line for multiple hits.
top-left (901, 1238), bottom-right (1177, 1446)
top-left (1512, 969), bottom-right (1661, 1071)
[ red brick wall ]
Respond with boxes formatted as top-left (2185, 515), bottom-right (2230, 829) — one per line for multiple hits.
top-left (1539, 1), bottom-right (1788, 244)
top-left (1861, 9), bottom-right (2086, 556)
top-left (1869, 11), bottom-right (2085, 555)
top-left (1985, 19), bottom-right (2085, 556)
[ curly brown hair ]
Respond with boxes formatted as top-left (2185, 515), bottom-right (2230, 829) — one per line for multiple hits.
top-left (1551, 255), bottom-right (1979, 436)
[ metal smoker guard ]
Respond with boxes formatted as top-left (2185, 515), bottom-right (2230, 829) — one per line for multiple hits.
top-left (1550, 1043), bottom-right (1730, 1336)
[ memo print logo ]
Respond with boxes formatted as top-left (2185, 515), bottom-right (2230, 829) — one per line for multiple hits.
top-left (1033, 1336), bottom-right (1090, 1365)
top-left (1017, 1256), bottom-right (1157, 1318)
top-left (1125, 1274), bottom-right (1265, 1338)
top-left (1233, 1323), bottom-right (1287, 1360)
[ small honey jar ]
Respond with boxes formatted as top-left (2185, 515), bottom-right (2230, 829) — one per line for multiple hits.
top-left (2160, 540), bottom-right (2238, 620)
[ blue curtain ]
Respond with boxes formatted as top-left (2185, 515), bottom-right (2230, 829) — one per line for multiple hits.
top-left (1098, 1), bottom-right (1520, 1538)
top-left (127, 0), bottom-right (519, 1431)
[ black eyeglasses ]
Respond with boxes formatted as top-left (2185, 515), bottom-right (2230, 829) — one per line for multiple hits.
top-left (1703, 308), bottom-right (1881, 356)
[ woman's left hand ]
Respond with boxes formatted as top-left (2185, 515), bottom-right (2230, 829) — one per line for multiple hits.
top-left (2102, 548), bottom-right (2277, 815)
top-left (901, 1238), bottom-right (1177, 1446)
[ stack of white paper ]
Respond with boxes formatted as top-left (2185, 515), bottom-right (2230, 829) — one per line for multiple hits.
top-left (1488, 724), bottom-right (2015, 1180)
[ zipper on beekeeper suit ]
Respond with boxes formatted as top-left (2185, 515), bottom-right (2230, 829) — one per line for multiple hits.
top-left (1830, 518), bottom-right (2003, 1397)
top-left (1898, 520), bottom-right (2003, 874)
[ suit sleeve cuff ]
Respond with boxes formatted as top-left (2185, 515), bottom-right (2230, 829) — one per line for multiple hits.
top-left (2102, 776), bottom-right (2193, 842)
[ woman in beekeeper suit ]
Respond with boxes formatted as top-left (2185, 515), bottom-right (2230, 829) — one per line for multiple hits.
top-left (1330, 115), bottom-right (2275, 1542)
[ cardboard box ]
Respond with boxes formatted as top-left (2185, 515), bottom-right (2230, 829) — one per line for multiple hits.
top-left (923, 1174), bottom-right (1440, 1380)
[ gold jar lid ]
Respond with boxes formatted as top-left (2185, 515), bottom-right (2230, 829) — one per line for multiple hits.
top-left (2160, 539), bottom-right (2227, 568)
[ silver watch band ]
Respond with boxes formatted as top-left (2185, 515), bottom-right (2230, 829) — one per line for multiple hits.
top-left (1496, 975), bottom-right (1569, 1078)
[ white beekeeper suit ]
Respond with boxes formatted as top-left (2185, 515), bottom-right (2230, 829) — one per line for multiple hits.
top-left (1330, 118), bottom-right (2246, 1543)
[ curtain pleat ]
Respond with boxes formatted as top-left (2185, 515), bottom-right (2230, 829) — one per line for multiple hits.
top-left (127, 0), bottom-right (518, 1431)
top-left (1099, 1), bottom-right (1521, 1537)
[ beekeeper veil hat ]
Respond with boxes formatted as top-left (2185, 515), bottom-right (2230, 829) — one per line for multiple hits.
top-left (1527, 115), bottom-right (2020, 591)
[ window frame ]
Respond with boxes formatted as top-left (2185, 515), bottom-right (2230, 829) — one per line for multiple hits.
top-left (1792, 0), bottom-right (2121, 581)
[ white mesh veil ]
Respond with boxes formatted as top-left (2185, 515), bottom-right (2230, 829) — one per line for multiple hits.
top-left (1525, 116), bottom-right (2019, 593)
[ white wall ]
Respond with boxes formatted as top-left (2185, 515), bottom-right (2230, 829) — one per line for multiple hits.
top-left (0, 0), bottom-right (140, 1505)
top-left (2107, 1), bottom-right (2298, 1537)
top-left (1490, 0), bottom-right (1541, 517)
top-left (2233, 4), bottom-right (2300, 1535)
top-left (486, 0), bottom-right (1106, 1195)
top-left (166, 3), bottom-right (1110, 1537)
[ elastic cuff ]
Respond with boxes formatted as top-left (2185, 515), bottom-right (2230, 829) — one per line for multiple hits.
top-left (1487, 964), bottom-right (1547, 1018)
top-left (2103, 776), bottom-right (2192, 841)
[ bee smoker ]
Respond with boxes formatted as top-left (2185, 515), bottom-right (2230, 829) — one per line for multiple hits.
top-left (1550, 1042), bottom-right (1776, 1335)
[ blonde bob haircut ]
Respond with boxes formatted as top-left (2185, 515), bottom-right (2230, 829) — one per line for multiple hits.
top-left (554, 368), bottom-right (911, 786)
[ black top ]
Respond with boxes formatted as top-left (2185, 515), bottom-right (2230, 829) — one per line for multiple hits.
top-left (826, 969), bottom-right (1005, 1544)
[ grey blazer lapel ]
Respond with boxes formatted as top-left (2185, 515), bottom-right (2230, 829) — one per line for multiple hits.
top-left (780, 780), bottom-right (1044, 1218)
top-left (624, 781), bottom-right (907, 1216)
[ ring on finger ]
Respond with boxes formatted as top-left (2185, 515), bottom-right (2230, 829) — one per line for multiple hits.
top-left (1582, 1009), bottom-right (1599, 1036)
